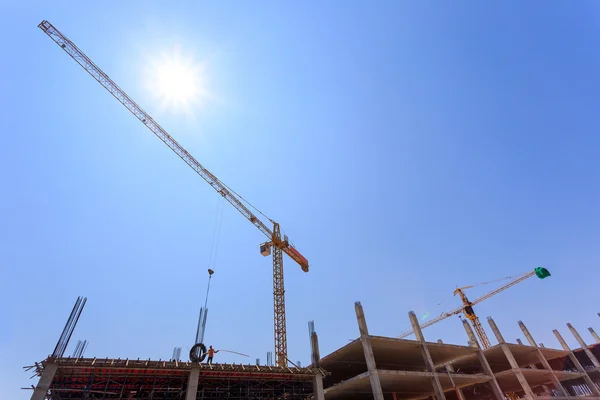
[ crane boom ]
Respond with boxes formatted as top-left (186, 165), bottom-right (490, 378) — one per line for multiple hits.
top-left (468, 271), bottom-right (534, 307)
top-left (398, 268), bottom-right (550, 347)
top-left (39, 20), bottom-right (308, 366)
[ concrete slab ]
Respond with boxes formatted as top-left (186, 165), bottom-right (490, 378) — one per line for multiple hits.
top-left (493, 368), bottom-right (584, 392)
top-left (323, 370), bottom-right (491, 400)
top-left (320, 337), bottom-right (477, 372)
top-left (451, 344), bottom-right (569, 374)
top-left (320, 339), bottom-right (368, 385)
top-left (320, 336), bottom-right (478, 388)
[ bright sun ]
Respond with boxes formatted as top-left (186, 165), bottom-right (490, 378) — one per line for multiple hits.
top-left (146, 48), bottom-right (208, 114)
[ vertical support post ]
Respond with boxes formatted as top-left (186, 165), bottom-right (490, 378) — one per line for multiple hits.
top-left (567, 323), bottom-right (600, 368)
top-left (309, 322), bottom-right (325, 400)
top-left (553, 329), bottom-right (600, 396)
top-left (438, 340), bottom-right (466, 400)
top-left (588, 328), bottom-right (600, 343)
top-left (355, 302), bottom-right (384, 400)
top-left (185, 367), bottom-right (200, 400)
top-left (487, 317), bottom-right (535, 400)
top-left (518, 321), bottom-right (567, 397)
top-left (462, 320), bottom-right (504, 400)
top-left (31, 363), bottom-right (58, 400)
top-left (409, 311), bottom-right (446, 400)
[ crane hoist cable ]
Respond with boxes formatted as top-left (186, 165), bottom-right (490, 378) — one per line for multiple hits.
top-left (38, 20), bottom-right (309, 367)
top-left (206, 197), bottom-right (225, 271)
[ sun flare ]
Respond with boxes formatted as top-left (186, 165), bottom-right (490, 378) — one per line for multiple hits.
top-left (146, 48), bottom-right (208, 114)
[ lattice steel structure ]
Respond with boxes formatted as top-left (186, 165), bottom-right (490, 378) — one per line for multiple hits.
top-left (29, 357), bottom-right (322, 400)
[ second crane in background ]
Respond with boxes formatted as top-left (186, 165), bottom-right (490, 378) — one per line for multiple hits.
top-left (399, 267), bottom-right (551, 348)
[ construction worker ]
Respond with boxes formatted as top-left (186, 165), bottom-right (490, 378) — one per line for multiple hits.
top-left (206, 345), bottom-right (219, 365)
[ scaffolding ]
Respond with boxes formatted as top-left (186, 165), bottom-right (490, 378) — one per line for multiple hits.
top-left (29, 357), bottom-right (325, 399)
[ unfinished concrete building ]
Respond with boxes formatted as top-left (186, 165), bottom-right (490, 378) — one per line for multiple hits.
top-left (27, 301), bottom-right (600, 400)
top-left (313, 302), bottom-right (600, 400)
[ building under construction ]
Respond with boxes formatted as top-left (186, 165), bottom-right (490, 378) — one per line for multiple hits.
top-left (28, 301), bottom-right (600, 400)
top-left (28, 18), bottom-right (600, 400)
top-left (317, 302), bottom-right (600, 400)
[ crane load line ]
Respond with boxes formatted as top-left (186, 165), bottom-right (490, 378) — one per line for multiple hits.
top-left (206, 197), bottom-right (224, 271)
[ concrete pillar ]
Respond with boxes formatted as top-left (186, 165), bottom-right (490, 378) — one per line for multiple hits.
top-left (514, 337), bottom-right (551, 395)
top-left (461, 320), bottom-right (504, 400)
top-left (487, 317), bottom-right (535, 400)
top-left (438, 340), bottom-right (466, 400)
top-left (310, 329), bottom-right (325, 400)
top-left (185, 367), bottom-right (200, 400)
top-left (355, 302), bottom-right (384, 400)
top-left (567, 323), bottom-right (600, 368)
top-left (518, 321), bottom-right (568, 397)
top-left (553, 329), bottom-right (600, 396)
top-left (409, 311), bottom-right (446, 400)
top-left (588, 328), bottom-right (600, 343)
top-left (31, 363), bottom-right (58, 400)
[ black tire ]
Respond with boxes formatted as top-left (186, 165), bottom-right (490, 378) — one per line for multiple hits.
top-left (190, 343), bottom-right (207, 362)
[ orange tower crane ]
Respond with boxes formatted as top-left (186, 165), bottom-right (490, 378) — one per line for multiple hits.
top-left (398, 267), bottom-right (551, 348)
top-left (38, 20), bottom-right (309, 367)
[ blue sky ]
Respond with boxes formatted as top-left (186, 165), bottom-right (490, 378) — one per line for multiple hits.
top-left (2, 1), bottom-right (600, 398)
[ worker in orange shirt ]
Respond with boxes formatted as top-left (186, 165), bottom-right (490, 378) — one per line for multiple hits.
top-left (206, 345), bottom-right (219, 365)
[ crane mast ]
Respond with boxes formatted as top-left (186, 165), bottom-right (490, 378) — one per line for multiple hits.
top-left (39, 20), bottom-right (308, 367)
top-left (454, 288), bottom-right (491, 348)
top-left (399, 268), bottom-right (550, 349)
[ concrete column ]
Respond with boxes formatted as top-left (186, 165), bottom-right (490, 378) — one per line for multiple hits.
top-left (31, 363), bottom-right (58, 400)
top-left (567, 323), bottom-right (600, 368)
top-left (487, 317), bottom-right (535, 400)
top-left (310, 330), bottom-right (325, 400)
top-left (553, 329), bottom-right (600, 396)
top-left (462, 320), bottom-right (504, 400)
top-left (588, 328), bottom-right (600, 343)
top-left (438, 340), bottom-right (466, 400)
top-left (355, 302), bottom-right (384, 400)
top-left (409, 311), bottom-right (446, 400)
top-left (518, 321), bottom-right (568, 397)
top-left (185, 367), bottom-right (200, 400)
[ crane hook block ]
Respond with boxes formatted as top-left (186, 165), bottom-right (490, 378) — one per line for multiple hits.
top-left (534, 267), bottom-right (551, 279)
